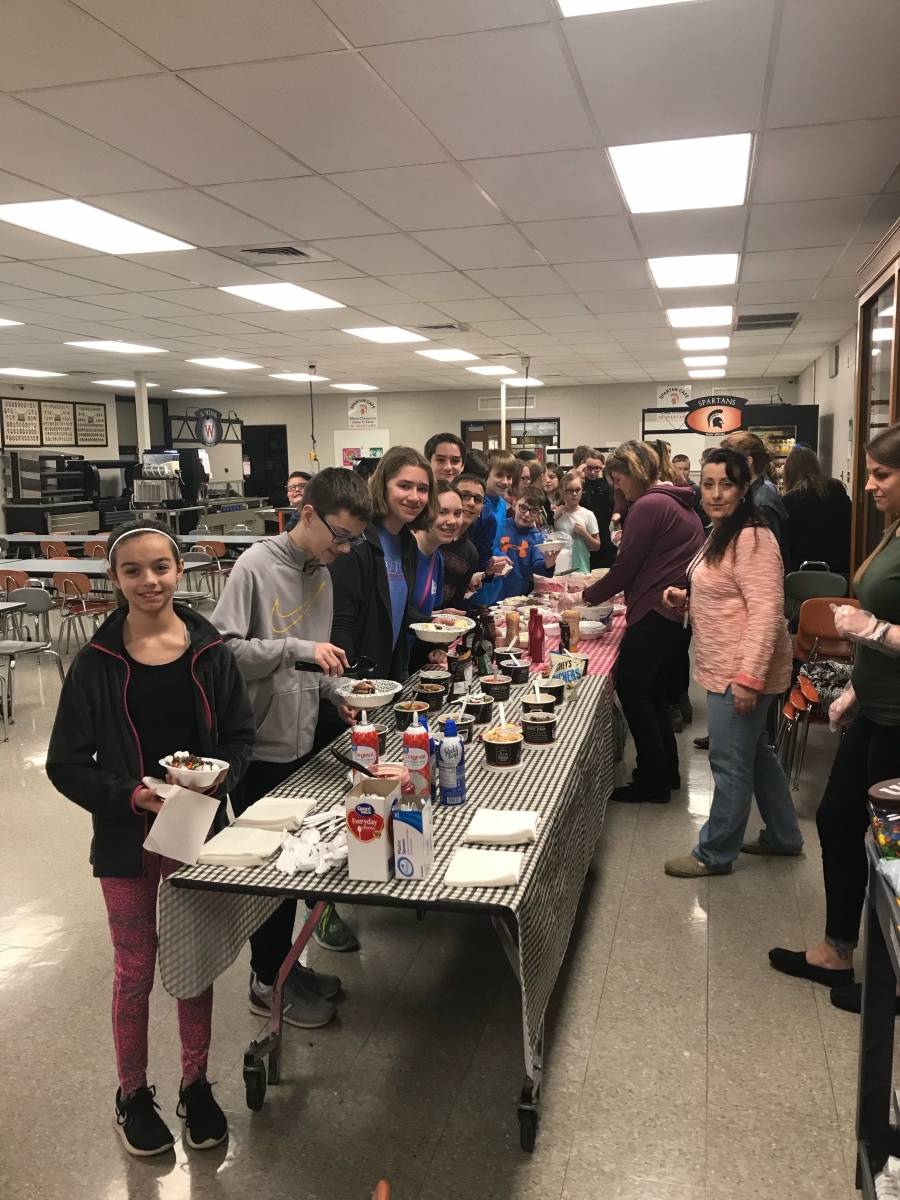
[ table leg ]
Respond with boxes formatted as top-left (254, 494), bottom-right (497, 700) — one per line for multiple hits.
top-left (242, 899), bottom-right (325, 1109)
top-left (491, 914), bottom-right (542, 1152)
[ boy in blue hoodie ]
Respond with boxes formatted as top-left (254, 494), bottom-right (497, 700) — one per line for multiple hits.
top-left (496, 485), bottom-right (560, 599)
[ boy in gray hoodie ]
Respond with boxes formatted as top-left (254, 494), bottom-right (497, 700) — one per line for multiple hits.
top-left (212, 467), bottom-right (372, 1027)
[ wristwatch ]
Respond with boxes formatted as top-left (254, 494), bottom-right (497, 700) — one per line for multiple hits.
top-left (871, 620), bottom-right (892, 645)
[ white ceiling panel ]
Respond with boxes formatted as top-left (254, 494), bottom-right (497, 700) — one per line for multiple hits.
top-left (753, 121), bottom-right (900, 204)
top-left (463, 266), bottom-right (569, 297)
top-left (631, 208), bottom-right (747, 259)
top-left (182, 55), bottom-right (447, 174)
top-left (39, 256), bottom-right (200, 292)
top-left (88, 189), bottom-right (289, 248)
top-left (381, 273), bottom-right (491, 302)
top-left (0, 262), bottom-right (121, 296)
top-left (431, 299), bottom-right (520, 322)
top-left (326, 164), bottom-right (504, 232)
top-left (855, 192), bottom-right (900, 245)
top-left (555, 261), bottom-right (650, 292)
top-left (1, 0), bottom-right (156, 91)
top-left (741, 246), bottom-right (844, 282)
top-left (14, 296), bottom-right (138, 321)
top-left (415, 226), bottom-right (543, 270)
top-left (506, 294), bottom-right (590, 318)
top-left (565, 0), bottom-right (775, 144)
top-left (813, 276), bottom-right (860, 301)
top-left (204, 177), bottom-right (391, 240)
top-left (767, 0), bottom-right (900, 128)
top-left (463, 150), bottom-right (625, 223)
top-left (468, 319), bottom-right (541, 337)
top-left (87, 293), bottom-right (207, 319)
top-left (602, 310), bottom-right (668, 331)
top-left (301, 278), bottom-right (413, 307)
top-left (518, 216), bottom-right (640, 265)
top-left (127, 249), bottom-right (271, 287)
top-left (20, 75), bottom-right (304, 186)
top-left (0, 95), bottom-right (178, 196)
top-left (316, 0), bottom-right (545, 46)
top-left (262, 262), bottom-right (366, 282)
top-left (737, 280), bottom-right (820, 304)
top-left (803, 299), bottom-right (858, 320)
top-left (0, 170), bottom-right (58, 204)
top-left (746, 196), bottom-right (875, 252)
top-left (532, 315), bottom-right (607, 334)
top-left (150, 287), bottom-right (267, 315)
top-left (0, 224), bottom-right (99, 261)
top-left (310, 234), bottom-right (449, 276)
top-left (364, 26), bottom-right (597, 160)
top-left (350, 302), bottom-right (452, 325)
top-left (580, 290), bottom-right (660, 314)
top-left (71, 0), bottom-right (342, 69)
top-left (830, 243), bottom-right (878, 276)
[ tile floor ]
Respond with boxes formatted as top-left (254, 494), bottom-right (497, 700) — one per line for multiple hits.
top-left (0, 630), bottom-right (872, 1200)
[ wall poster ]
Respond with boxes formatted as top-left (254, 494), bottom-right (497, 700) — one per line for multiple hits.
top-left (75, 402), bottom-right (108, 447)
top-left (1, 397), bottom-right (41, 446)
top-left (40, 400), bottom-right (76, 446)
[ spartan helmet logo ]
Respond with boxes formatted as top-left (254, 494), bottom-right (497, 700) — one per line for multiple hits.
top-left (193, 408), bottom-right (223, 446)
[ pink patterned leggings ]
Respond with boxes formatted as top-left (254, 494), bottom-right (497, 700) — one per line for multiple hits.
top-left (100, 851), bottom-right (212, 1096)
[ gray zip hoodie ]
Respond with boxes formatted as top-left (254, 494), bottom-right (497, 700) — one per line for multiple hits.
top-left (211, 533), bottom-right (342, 763)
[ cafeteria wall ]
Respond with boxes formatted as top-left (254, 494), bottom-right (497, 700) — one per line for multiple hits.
top-left (797, 326), bottom-right (859, 483)
top-left (224, 376), bottom-right (799, 472)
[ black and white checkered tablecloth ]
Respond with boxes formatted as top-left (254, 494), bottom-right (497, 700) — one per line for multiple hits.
top-left (159, 672), bottom-right (615, 1073)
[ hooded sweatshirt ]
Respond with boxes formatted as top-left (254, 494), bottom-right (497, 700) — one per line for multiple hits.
top-left (583, 483), bottom-right (705, 626)
top-left (211, 533), bottom-right (343, 763)
top-left (495, 518), bottom-right (555, 600)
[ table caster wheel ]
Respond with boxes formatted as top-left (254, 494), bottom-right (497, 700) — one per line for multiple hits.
top-left (518, 1107), bottom-right (538, 1152)
top-left (244, 1063), bottom-right (266, 1110)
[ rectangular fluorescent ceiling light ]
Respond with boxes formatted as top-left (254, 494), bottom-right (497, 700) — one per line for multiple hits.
top-left (0, 199), bottom-right (192, 254)
top-left (66, 340), bottom-right (168, 354)
top-left (872, 327), bottom-right (894, 341)
top-left (677, 335), bottom-right (730, 350)
top-left (174, 388), bottom-right (227, 395)
top-left (269, 372), bottom-right (330, 382)
top-left (186, 357), bottom-right (259, 370)
top-left (0, 367), bottom-right (66, 377)
top-left (689, 368), bottom-right (726, 378)
top-left (505, 376), bottom-right (543, 387)
top-left (466, 364), bottom-right (517, 376)
top-left (683, 356), bottom-right (727, 367)
top-left (0, 317), bottom-right (23, 327)
top-left (609, 134), bottom-right (751, 214)
top-left (649, 254), bottom-right (739, 288)
top-left (92, 379), bottom-right (159, 387)
top-left (667, 306), bottom-right (734, 328)
top-left (330, 383), bottom-right (378, 391)
top-left (343, 327), bottom-right (428, 344)
top-left (219, 283), bottom-right (343, 311)
top-left (558, 0), bottom-right (697, 14)
top-left (415, 348), bottom-right (479, 362)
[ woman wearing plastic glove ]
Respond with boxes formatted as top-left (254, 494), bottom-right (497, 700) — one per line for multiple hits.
top-left (770, 422), bottom-right (900, 1012)
top-left (661, 449), bottom-right (802, 877)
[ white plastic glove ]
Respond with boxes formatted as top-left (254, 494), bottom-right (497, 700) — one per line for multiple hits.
top-left (828, 683), bottom-right (858, 733)
top-left (831, 604), bottom-right (899, 657)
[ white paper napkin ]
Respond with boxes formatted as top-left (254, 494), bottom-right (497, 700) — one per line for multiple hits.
top-left (142, 781), bottom-right (220, 866)
top-left (463, 809), bottom-right (540, 845)
top-left (197, 826), bottom-right (283, 867)
top-left (444, 847), bottom-right (524, 888)
top-left (233, 796), bottom-right (317, 831)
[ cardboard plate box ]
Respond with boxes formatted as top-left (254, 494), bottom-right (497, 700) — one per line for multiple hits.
top-left (393, 796), bottom-right (434, 881)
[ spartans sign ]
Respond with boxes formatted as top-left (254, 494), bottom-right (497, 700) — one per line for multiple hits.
top-left (193, 408), bottom-right (223, 446)
top-left (685, 394), bottom-right (747, 433)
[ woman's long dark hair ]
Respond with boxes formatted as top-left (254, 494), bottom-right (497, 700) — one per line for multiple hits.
top-left (701, 449), bottom-right (768, 566)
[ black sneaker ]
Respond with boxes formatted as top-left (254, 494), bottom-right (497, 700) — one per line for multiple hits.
top-left (177, 1078), bottom-right (228, 1150)
top-left (611, 782), bottom-right (670, 805)
top-left (693, 735), bottom-right (709, 750)
top-left (115, 1085), bottom-right (175, 1157)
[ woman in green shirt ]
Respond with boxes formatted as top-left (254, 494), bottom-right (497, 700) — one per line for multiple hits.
top-left (770, 422), bottom-right (900, 1012)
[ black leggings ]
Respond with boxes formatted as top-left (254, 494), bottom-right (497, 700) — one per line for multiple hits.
top-left (816, 712), bottom-right (900, 948)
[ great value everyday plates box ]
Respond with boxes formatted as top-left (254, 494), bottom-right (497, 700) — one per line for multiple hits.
top-left (345, 778), bottom-right (398, 883)
top-left (392, 797), bottom-right (434, 882)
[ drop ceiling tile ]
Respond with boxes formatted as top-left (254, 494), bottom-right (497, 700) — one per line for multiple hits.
top-left (830, 243), bottom-right (878, 276)
top-left (382, 272), bottom-right (491, 302)
top-left (155, 287), bottom-right (261, 316)
top-left (0, 262), bottom-right (122, 297)
top-left (631, 208), bottom-right (747, 259)
top-left (88, 189), bottom-right (289, 248)
top-left (740, 246), bottom-right (844, 282)
top-left (434, 299), bottom-right (519, 322)
top-left (327, 164), bottom-right (503, 232)
top-left (753, 120), bottom-right (900, 204)
top-left (654, 285), bottom-right (738, 308)
top-left (204, 177), bottom-right (391, 241)
top-left (14, 296), bottom-right (139, 321)
top-left (506, 294), bottom-right (590, 319)
top-left (814, 276), bottom-right (860, 301)
top-left (462, 266), bottom-right (569, 297)
top-left (0, 95), bottom-right (177, 197)
top-left (518, 216), bottom-right (641, 265)
top-left (463, 149), bottom-right (625, 223)
top-left (555, 261), bottom-right (650, 292)
top-left (104, 318), bottom-right (209, 338)
top-left (311, 233), bottom-right (449, 276)
top-left (802, 299), bottom-right (858, 320)
top-left (738, 279), bottom-right (820, 304)
top-left (532, 315), bottom-right (607, 334)
top-left (1, 0), bottom-right (156, 90)
top-left (793, 316), bottom-right (857, 331)
top-left (555, 331), bottom-right (617, 346)
top-left (71, 0), bottom-right (342, 70)
top-left (262, 262), bottom-right (367, 283)
top-left (855, 192), bottom-right (900, 245)
top-left (316, 0), bottom-right (545, 45)
top-left (364, 26), bottom-right (596, 160)
top-left (182, 55), bottom-right (447, 174)
top-left (416, 226), bottom-right (542, 270)
top-left (41, 256), bottom-right (199, 293)
top-left (125, 249), bottom-right (272, 287)
top-left (767, 0), bottom-right (900, 127)
top-left (616, 328), bottom-right (677, 343)
top-left (0, 169), bottom-right (59, 205)
top-left (602, 310), bottom-right (668, 331)
top-left (299, 279), bottom-right (410, 307)
top-left (565, 0), bottom-right (775, 144)
top-left (22, 75), bottom-right (304, 187)
top-left (579, 289), bottom-right (660, 314)
top-left (747, 196), bottom-right (874, 251)
top-left (89, 293), bottom-right (208, 319)
top-left (353, 302), bottom-right (454, 326)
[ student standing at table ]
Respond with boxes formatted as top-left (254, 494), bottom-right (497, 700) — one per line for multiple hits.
top-left (540, 463), bottom-right (562, 527)
top-left (409, 482), bottom-right (465, 671)
top-left (212, 469), bottom-right (371, 1008)
top-left (284, 470), bottom-right (312, 533)
top-left (495, 486), bottom-right (561, 599)
top-left (573, 446), bottom-right (617, 568)
top-left (46, 519), bottom-right (255, 1157)
top-left (437, 478), bottom-right (479, 611)
top-left (554, 471), bottom-right (601, 574)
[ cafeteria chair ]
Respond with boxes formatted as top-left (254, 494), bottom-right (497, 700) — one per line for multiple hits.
top-left (0, 628), bottom-right (66, 740)
top-left (84, 539), bottom-right (113, 597)
top-left (784, 567), bottom-right (848, 629)
top-left (8, 586), bottom-right (56, 645)
top-left (1, 569), bottom-right (31, 600)
top-left (794, 596), bottom-right (859, 667)
top-left (194, 539), bottom-right (232, 599)
top-left (40, 538), bottom-right (70, 559)
top-left (182, 551), bottom-right (214, 601)
top-left (54, 572), bottom-right (116, 652)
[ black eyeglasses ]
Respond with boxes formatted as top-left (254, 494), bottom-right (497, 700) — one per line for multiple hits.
top-left (516, 503), bottom-right (542, 516)
top-left (457, 491), bottom-right (484, 504)
top-left (315, 508), bottom-right (366, 547)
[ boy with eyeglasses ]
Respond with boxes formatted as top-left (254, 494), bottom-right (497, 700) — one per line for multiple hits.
top-left (212, 468), bottom-right (372, 1027)
top-left (496, 485), bottom-right (560, 600)
top-left (284, 470), bottom-right (312, 533)
top-left (573, 445), bottom-right (616, 568)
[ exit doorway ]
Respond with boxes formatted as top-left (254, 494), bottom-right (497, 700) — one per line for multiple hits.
top-left (243, 424), bottom-right (289, 504)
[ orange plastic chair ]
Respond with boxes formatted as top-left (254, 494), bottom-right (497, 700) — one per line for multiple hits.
top-left (1, 569), bottom-right (30, 597)
top-left (40, 539), bottom-right (69, 558)
top-left (794, 596), bottom-right (859, 665)
top-left (83, 540), bottom-right (108, 559)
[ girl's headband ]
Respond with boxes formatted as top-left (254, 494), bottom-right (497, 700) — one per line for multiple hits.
top-left (109, 526), bottom-right (181, 562)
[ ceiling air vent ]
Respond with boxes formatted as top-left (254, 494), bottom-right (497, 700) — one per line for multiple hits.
top-left (413, 322), bottom-right (470, 333)
top-left (734, 312), bottom-right (799, 332)
top-left (213, 243), bottom-right (334, 267)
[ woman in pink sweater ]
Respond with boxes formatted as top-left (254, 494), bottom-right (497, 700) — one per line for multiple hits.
top-left (662, 449), bottom-right (802, 877)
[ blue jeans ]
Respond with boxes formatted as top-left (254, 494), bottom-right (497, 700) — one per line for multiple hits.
top-left (694, 688), bottom-right (803, 868)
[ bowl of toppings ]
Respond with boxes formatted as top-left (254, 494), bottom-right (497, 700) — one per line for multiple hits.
top-left (394, 699), bottom-right (430, 730)
top-left (480, 673), bottom-right (512, 702)
top-left (482, 725), bottom-right (524, 767)
top-left (160, 752), bottom-right (230, 789)
top-left (572, 602), bottom-right (613, 623)
top-left (463, 693), bottom-right (495, 724)
top-left (413, 680), bottom-right (446, 712)
top-left (410, 615), bottom-right (475, 644)
top-left (333, 678), bottom-right (404, 710)
top-left (537, 539), bottom-right (565, 556)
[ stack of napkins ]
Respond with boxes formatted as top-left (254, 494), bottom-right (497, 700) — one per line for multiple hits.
top-left (463, 809), bottom-right (540, 846)
top-left (233, 796), bottom-right (317, 831)
top-left (197, 826), bottom-right (282, 867)
top-left (444, 847), bottom-right (524, 888)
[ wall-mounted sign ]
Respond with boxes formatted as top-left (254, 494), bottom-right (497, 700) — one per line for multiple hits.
top-left (40, 400), bottom-right (76, 446)
top-left (685, 394), bottom-right (747, 433)
top-left (643, 408), bottom-right (690, 434)
top-left (75, 402), bottom-right (108, 446)
top-left (348, 396), bottom-right (377, 428)
top-left (194, 407), bottom-right (223, 446)
top-left (1, 397), bottom-right (41, 446)
top-left (657, 385), bottom-right (691, 407)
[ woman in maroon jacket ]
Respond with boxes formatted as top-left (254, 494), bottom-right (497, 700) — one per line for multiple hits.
top-left (582, 442), bottom-right (705, 803)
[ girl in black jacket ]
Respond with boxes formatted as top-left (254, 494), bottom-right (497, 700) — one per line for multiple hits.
top-left (47, 519), bottom-right (255, 1158)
